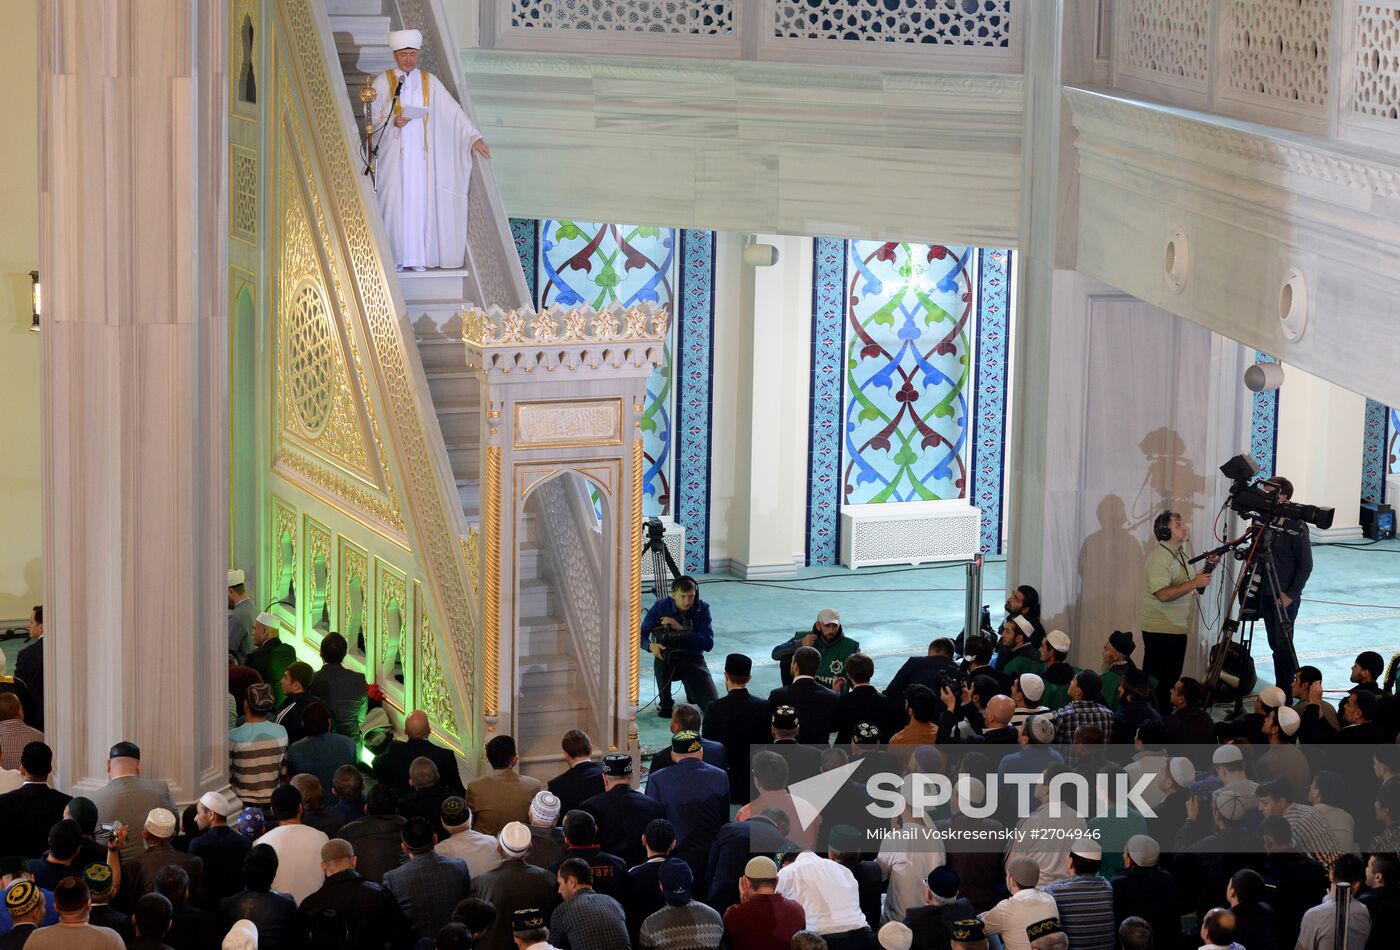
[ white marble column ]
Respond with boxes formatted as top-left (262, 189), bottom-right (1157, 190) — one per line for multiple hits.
top-left (39, 0), bottom-right (229, 800)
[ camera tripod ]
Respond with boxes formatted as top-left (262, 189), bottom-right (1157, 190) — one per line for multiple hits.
top-left (1202, 520), bottom-right (1299, 712)
top-left (643, 516), bottom-right (683, 601)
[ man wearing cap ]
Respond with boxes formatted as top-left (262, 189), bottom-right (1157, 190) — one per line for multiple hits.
top-left (1, 877), bottom-right (49, 947)
top-left (1097, 631), bottom-right (1142, 712)
top-left (545, 731), bottom-right (605, 819)
top-left (369, 29), bottom-right (489, 273)
top-left (636, 856), bottom-right (723, 949)
top-left (248, 614), bottom-right (297, 706)
top-left (523, 791), bottom-right (566, 870)
top-left (119, 806), bottom-right (204, 908)
top-left (580, 753), bottom-right (666, 869)
top-left (721, 855), bottom-right (805, 950)
top-left (383, 815), bottom-right (470, 939)
top-left (772, 608), bottom-right (862, 692)
top-left (1109, 835), bottom-right (1180, 950)
top-left (188, 791), bottom-right (250, 911)
top-left (468, 735), bottom-right (542, 836)
top-left (437, 796), bottom-right (503, 878)
top-left (227, 569), bottom-right (256, 664)
top-left (703, 654), bottom-right (775, 805)
top-left (1215, 684), bottom-right (1287, 747)
top-left (228, 683), bottom-right (289, 809)
top-left (0, 742), bottom-right (70, 860)
top-left (88, 743), bottom-right (178, 866)
top-left (1043, 841), bottom-right (1113, 950)
top-left (25, 876), bottom-right (124, 949)
top-left (1258, 705), bottom-right (1309, 806)
top-left (834, 652), bottom-right (900, 746)
top-left (295, 836), bottom-right (413, 949)
top-left (978, 857), bottom-right (1059, 950)
top-left (259, 784), bottom-right (331, 905)
top-left (469, 821), bottom-right (560, 950)
top-left (767, 705), bottom-right (822, 786)
top-left (768, 646), bottom-right (839, 745)
top-left (996, 616), bottom-right (1042, 678)
top-left (948, 918), bottom-right (989, 950)
top-left (645, 730), bottom-right (730, 887)
top-left (510, 905), bottom-right (560, 950)
top-left (13, 608), bottom-right (42, 733)
top-left (648, 704), bottom-right (729, 775)
top-left (1035, 632), bottom-right (1075, 711)
top-left (1177, 787), bottom-right (1261, 918)
top-left (899, 866), bottom-right (977, 950)
top-left (1009, 674), bottom-right (1049, 730)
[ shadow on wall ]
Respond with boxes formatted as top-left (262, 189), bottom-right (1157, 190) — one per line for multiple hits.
top-left (1052, 428), bottom-right (1207, 666)
top-left (0, 558), bottom-right (42, 628)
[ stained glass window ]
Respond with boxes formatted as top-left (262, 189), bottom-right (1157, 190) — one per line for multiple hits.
top-left (539, 220), bottom-right (677, 516)
top-left (842, 241), bottom-right (975, 505)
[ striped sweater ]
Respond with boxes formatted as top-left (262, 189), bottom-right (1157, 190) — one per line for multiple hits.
top-left (229, 720), bottom-right (288, 805)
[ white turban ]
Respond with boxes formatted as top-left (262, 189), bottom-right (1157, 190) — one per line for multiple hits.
top-left (388, 29), bottom-right (422, 51)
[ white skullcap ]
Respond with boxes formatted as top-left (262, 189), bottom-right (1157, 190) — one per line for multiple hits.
top-left (145, 807), bottom-right (177, 838)
top-left (1258, 686), bottom-right (1288, 709)
top-left (529, 791), bottom-right (560, 826)
top-left (1047, 630), bottom-right (1071, 653)
top-left (1028, 715), bottom-right (1055, 745)
top-left (1276, 705), bottom-right (1301, 736)
top-left (1212, 744), bottom-right (1244, 765)
top-left (1126, 834), bottom-right (1160, 867)
top-left (817, 607), bottom-right (841, 625)
top-left (199, 791), bottom-right (234, 817)
top-left (1168, 756), bottom-right (1195, 788)
top-left (227, 569), bottom-right (245, 587)
top-left (878, 921), bottom-right (914, 950)
top-left (1011, 615), bottom-right (1034, 638)
top-left (255, 612), bottom-right (279, 628)
top-left (1071, 838), bottom-right (1103, 860)
top-left (222, 920), bottom-right (258, 950)
top-left (388, 29), bottom-right (422, 51)
top-left (1214, 788), bottom-right (1247, 821)
top-left (499, 821), bottom-right (531, 857)
top-left (1018, 673), bottom-right (1045, 702)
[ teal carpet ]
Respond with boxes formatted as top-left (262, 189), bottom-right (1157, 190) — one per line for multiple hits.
top-left (636, 539), bottom-right (1400, 752)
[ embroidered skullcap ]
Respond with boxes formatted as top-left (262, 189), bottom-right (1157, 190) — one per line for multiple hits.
top-left (499, 821), bottom-right (531, 858)
top-left (529, 791), bottom-right (560, 826)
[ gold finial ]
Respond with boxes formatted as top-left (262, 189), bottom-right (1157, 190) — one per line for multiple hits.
top-left (359, 75), bottom-right (378, 104)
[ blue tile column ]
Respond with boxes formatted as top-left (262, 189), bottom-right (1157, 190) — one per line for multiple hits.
top-left (1250, 352), bottom-right (1280, 477)
top-left (675, 230), bottom-right (716, 575)
top-left (1363, 399), bottom-right (1389, 503)
top-left (509, 217), bottom-right (538, 306)
top-left (806, 238), bottom-right (848, 567)
top-left (970, 248), bottom-right (1012, 554)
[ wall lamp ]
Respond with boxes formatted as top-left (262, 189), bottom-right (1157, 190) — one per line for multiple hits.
top-left (29, 270), bottom-right (40, 332)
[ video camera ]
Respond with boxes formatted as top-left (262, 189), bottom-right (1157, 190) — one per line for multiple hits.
top-left (1219, 453), bottom-right (1334, 530)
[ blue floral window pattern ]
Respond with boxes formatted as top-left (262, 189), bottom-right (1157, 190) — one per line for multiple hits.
top-left (842, 241), bottom-right (974, 505)
top-left (539, 220), bottom-right (677, 516)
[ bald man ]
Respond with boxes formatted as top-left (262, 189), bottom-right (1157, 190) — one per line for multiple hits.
top-left (978, 696), bottom-right (1020, 744)
top-left (374, 711), bottom-right (465, 797)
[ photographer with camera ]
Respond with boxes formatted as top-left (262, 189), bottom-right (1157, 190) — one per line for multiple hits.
top-left (1256, 476), bottom-right (1312, 691)
top-left (640, 575), bottom-right (717, 717)
top-left (1142, 511), bottom-right (1216, 712)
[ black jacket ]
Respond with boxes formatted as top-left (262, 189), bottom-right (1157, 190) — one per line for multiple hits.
top-left (648, 737), bottom-right (728, 774)
top-left (547, 760), bottom-right (606, 817)
top-left (1111, 865), bottom-right (1182, 950)
top-left (580, 785), bottom-right (667, 869)
top-left (906, 897), bottom-right (979, 950)
top-left (335, 814), bottom-right (407, 883)
top-left (1261, 852), bottom-right (1329, 950)
top-left (1231, 901), bottom-right (1279, 950)
top-left (834, 683), bottom-right (900, 744)
top-left (296, 868), bottom-right (413, 949)
top-left (767, 678), bottom-right (838, 745)
top-left (702, 687), bottom-right (773, 804)
top-left (165, 902), bottom-right (221, 950)
top-left (1267, 520), bottom-right (1312, 601)
top-left (189, 825), bottom-right (252, 911)
top-left (702, 817), bottom-right (798, 912)
top-left (398, 783), bottom-right (454, 838)
top-left (375, 738), bottom-right (466, 797)
top-left (884, 655), bottom-right (960, 702)
top-left (12, 640), bottom-right (42, 731)
top-left (220, 890), bottom-right (297, 950)
top-left (0, 782), bottom-right (71, 860)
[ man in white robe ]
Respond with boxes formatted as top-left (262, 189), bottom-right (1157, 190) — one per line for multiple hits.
top-left (370, 29), bottom-right (490, 271)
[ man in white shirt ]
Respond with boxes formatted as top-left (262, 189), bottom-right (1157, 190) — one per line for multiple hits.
top-left (980, 856), bottom-right (1059, 950)
top-left (435, 795), bottom-right (501, 878)
top-left (876, 776), bottom-right (952, 923)
top-left (777, 850), bottom-right (874, 948)
top-left (256, 783), bottom-right (329, 904)
top-left (1296, 855), bottom-right (1372, 950)
top-left (1010, 766), bottom-right (1088, 888)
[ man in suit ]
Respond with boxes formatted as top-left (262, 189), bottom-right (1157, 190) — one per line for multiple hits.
top-left (467, 821), bottom-right (559, 950)
top-left (648, 703), bottom-right (728, 773)
top-left (644, 731), bottom-right (730, 887)
top-left (383, 817), bottom-right (471, 940)
top-left (87, 741), bottom-right (178, 864)
top-left (118, 806), bottom-right (205, 908)
top-left (703, 814), bottom-right (798, 912)
top-left (397, 756), bottom-right (455, 838)
top-left (0, 742), bottom-right (70, 858)
top-left (834, 652), bottom-right (899, 744)
top-left (768, 706), bottom-right (822, 786)
top-left (883, 637), bottom-right (961, 703)
top-left (466, 734), bottom-right (541, 836)
top-left (375, 710), bottom-right (466, 797)
top-left (13, 607), bottom-right (43, 731)
top-left (581, 753), bottom-right (666, 869)
top-left (546, 730), bottom-right (604, 817)
top-left (702, 654), bottom-right (773, 805)
top-left (767, 646), bottom-right (838, 745)
top-left (904, 866), bottom-right (979, 950)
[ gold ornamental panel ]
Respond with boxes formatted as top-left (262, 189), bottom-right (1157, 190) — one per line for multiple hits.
top-left (285, 280), bottom-right (337, 437)
top-left (415, 581), bottom-right (461, 743)
top-left (375, 558), bottom-right (409, 708)
top-left (271, 496), bottom-right (297, 604)
top-left (513, 398), bottom-right (624, 450)
top-left (338, 536), bottom-right (370, 665)
top-left (304, 515), bottom-right (333, 639)
top-left (231, 144), bottom-right (258, 245)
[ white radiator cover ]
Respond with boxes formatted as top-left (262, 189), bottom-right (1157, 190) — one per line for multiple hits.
top-left (840, 500), bottom-right (981, 568)
top-left (640, 518), bottom-right (688, 581)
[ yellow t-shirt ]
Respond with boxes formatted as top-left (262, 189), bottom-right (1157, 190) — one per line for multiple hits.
top-left (1140, 542), bottom-right (1194, 635)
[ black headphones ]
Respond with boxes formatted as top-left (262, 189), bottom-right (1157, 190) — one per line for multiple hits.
top-left (1153, 511), bottom-right (1175, 542)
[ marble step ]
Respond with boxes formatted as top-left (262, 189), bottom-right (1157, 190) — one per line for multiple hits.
top-left (517, 688), bottom-right (589, 739)
top-left (399, 268), bottom-right (472, 304)
top-left (416, 337), bottom-right (468, 373)
top-left (426, 371), bottom-right (478, 408)
top-left (328, 14), bottom-right (391, 46)
top-left (447, 444), bottom-right (480, 481)
top-left (517, 653), bottom-right (579, 693)
top-left (435, 404), bottom-right (479, 444)
top-left (517, 613), bottom-right (565, 654)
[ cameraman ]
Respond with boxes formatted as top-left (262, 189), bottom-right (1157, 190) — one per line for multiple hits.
top-left (1259, 476), bottom-right (1313, 691)
top-left (640, 575), bottom-right (717, 717)
top-left (1142, 510), bottom-right (1214, 711)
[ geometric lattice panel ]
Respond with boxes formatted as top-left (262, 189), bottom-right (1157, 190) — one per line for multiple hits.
top-left (286, 281), bottom-right (337, 436)
top-left (232, 145), bottom-right (258, 244)
top-left (1226, 0), bottom-right (1331, 106)
top-left (1122, 0), bottom-right (1210, 82)
top-left (511, 0), bottom-right (732, 33)
top-left (841, 502), bottom-right (980, 568)
top-left (1354, 4), bottom-right (1400, 121)
top-left (773, 0), bottom-right (1012, 47)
